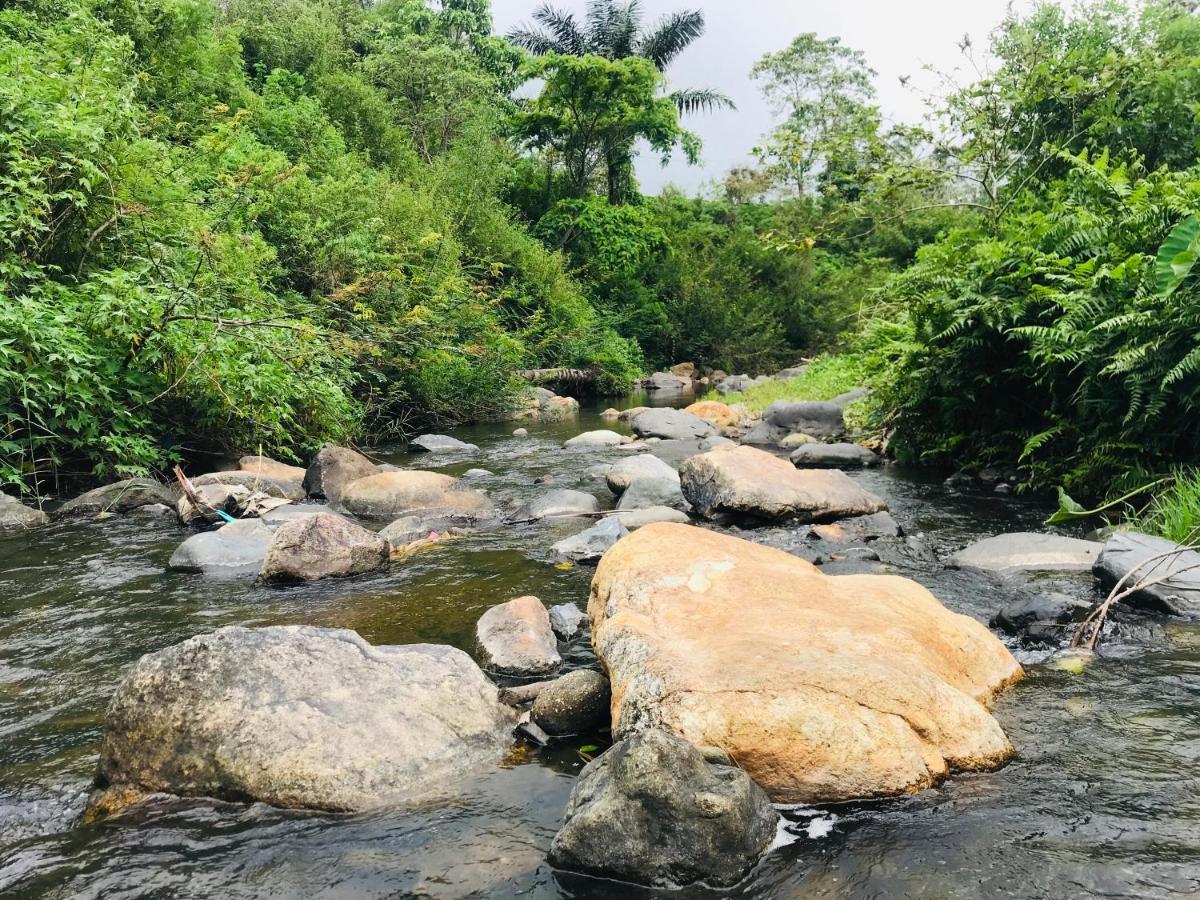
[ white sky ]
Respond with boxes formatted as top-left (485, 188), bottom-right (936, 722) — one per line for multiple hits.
top-left (490, 0), bottom-right (1038, 194)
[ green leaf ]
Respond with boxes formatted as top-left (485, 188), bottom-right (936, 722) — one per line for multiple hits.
top-left (1045, 487), bottom-right (1087, 524)
top-left (1155, 216), bottom-right (1200, 297)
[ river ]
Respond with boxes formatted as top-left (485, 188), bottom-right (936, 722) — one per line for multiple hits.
top-left (2, 395), bottom-right (1199, 898)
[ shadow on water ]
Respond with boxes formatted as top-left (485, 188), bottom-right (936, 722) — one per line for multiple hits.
top-left (2, 392), bottom-right (1199, 898)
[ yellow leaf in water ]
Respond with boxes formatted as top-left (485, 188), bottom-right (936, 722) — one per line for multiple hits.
top-left (554, 561), bottom-right (574, 571)
top-left (1048, 652), bottom-right (1091, 674)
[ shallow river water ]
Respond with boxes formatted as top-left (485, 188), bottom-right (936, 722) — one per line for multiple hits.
top-left (2, 396), bottom-right (1199, 899)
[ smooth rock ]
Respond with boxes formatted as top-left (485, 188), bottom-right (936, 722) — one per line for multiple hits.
top-left (616, 472), bottom-right (683, 510)
top-left (590, 523), bottom-right (1023, 803)
top-left (600, 408), bottom-right (620, 420)
top-left (88, 626), bottom-right (514, 814)
top-left (680, 445), bottom-right (887, 524)
top-left (379, 513), bottom-right (467, 548)
top-left (337, 471), bottom-right (494, 522)
top-left (763, 400), bottom-right (845, 438)
top-left (683, 400), bottom-right (741, 429)
top-left (476, 596), bottom-right (561, 675)
top-left (831, 387), bottom-right (870, 407)
top-left (1093, 531), bottom-right (1200, 617)
top-left (808, 511), bottom-right (902, 543)
top-left (56, 479), bottom-right (177, 519)
top-left (605, 454), bottom-right (675, 494)
top-left (0, 493), bottom-right (48, 531)
top-left (950, 533), bottom-right (1101, 574)
top-left (615, 506), bottom-right (691, 530)
top-left (739, 420), bottom-right (787, 445)
top-left (581, 463), bottom-right (613, 483)
top-left (548, 603), bottom-right (586, 640)
top-left (645, 372), bottom-right (693, 392)
top-left (262, 512), bottom-right (389, 582)
top-left (670, 362), bottom-right (697, 378)
top-left (531, 670), bottom-right (610, 735)
top-left (563, 430), bottom-right (626, 449)
top-left (790, 443), bottom-right (881, 469)
top-left (550, 516), bottom-right (628, 564)
top-left (779, 432), bottom-right (819, 449)
top-left (303, 446), bottom-right (377, 501)
top-left (990, 594), bottom-right (1092, 636)
top-left (548, 728), bottom-right (778, 889)
top-left (259, 504), bottom-right (325, 528)
top-left (239, 456), bottom-right (307, 482)
top-left (630, 408), bottom-right (716, 441)
top-left (168, 519), bottom-right (271, 578)
top-left (410, 434), bottom-right (480, 454)
top-left (617, 407), bottom-right (649, 422)
top-left (462, 468), bottom-right (493, 480)
top-left (193, 470), bottom-right (305, 501)
top-left (511, 489), bottom-right (599, 522)
top-left (715, 374), bottom-right (755, 394)
top-left (775, 365), bottom-right (808, 380)
top-left (513, 428), bottom-right (529, 437)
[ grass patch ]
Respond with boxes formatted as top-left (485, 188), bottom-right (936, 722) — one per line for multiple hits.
top-left (1131, 468), bottom-right (1200, 544)
top-left (719, 354), bottom-right (878, 432)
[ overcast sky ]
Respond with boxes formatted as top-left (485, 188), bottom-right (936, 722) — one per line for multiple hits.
top-left (490, 0), bottom-right (1037, 194)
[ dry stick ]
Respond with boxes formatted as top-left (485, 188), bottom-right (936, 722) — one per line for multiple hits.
top-left (502, 509), bottom-right (626, 527)
top-left (1072, 544), bottom-right (1200, 650)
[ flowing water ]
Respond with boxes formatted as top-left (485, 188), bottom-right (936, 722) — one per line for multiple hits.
top-left (2, 395), bottom-right (1199, 898)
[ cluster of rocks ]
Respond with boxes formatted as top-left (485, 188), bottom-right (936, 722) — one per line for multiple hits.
top-left (510, 387), bottom-right (580, 423)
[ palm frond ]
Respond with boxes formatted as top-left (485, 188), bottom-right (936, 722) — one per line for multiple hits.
top-left (507, 25), bottom-right (559, 56)
top-left (670, 87), bottom-right (735, 116)
top-left (636, 9), bottom-right (705, 70)
top-left (527, 2), bottom-right (586, 56)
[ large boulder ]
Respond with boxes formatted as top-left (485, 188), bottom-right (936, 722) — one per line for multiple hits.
top-left (550, 515), bottom-right (628, 564)
top-left (682, 400), bottom-right (742, 430)
top-left (616, 472), bottom-right (683, 510)
top-left (511, 489), bottom-right (599, 522)
top-left (0, 493), bottom-right (48, 531)
top-left (337, 471), bottom-right (494, 522)
top-left (193, 470), bottom-right (305, 501)
top-left (739, 420), bottom-right (787, 445)
top-left (56, 479), bottom-right (177, 519)
top-left (763, 400), bottom-right (845, 438)
top-left (409, 434), bottom-right (480, 454)
top-left (303, 446), bottom-right (377, 501)
top-left (531, 669), bottom-right (610, 736)
top-left (511, 388), bottom-right (580, 423)
top-left (680, 445), bottom-right (886, 524)
top-left (645, 372), bottom-right (693, 392)
top-left (790, 442), bottom-right (881, 469)
top-left (168, 519), bottom-right (272, 578)
top-left (261, 512), bottom-right (389, 582)
top-left (476, 595), bottom-right (561, 675)
top-left (239, 456), bottom-right (307, 482)
top-left (605, 454), bottom-right (674, 494)
top-left (379, 513), bottom-right (469, 549)
top-left (88, 626), bottom-right (514, 815)
top-left (548, 729), bottom-right (778, 889)
top-left (590, 523), bottom-right (1023, 803)
top-left (715, 374), bottom-right (755, 394)
top-left (563, 430), bottom-right (626, 449)
top-left (630, 408), bottom-right (716, 442)
top-left (1092, 531), bottom-right (1200, 617)
top-left (951, 532), bottom-right (1101, 575)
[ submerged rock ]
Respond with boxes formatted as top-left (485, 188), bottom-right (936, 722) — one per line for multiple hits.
top-left (548, 603), bottom-right (586, 640)
top-left (261, 512), bottom-right (389, 582)
top-left (56, 479), bottom-right (177, 519)
top-left (168, 519), bottom-right (272, 578)
top-left (951, 532), bottom-right (1101, 575)
top-left (476, 596), bottom-right (561, 675)
top-left (511, 489), bottom-right (599, 522)
top-left (680, 445), bottom-right (887, 524)
top-left (1093, 531), bottom-right (1200, 617)
top-left (88, 626), bottom-right (514, 815)
top-left (337, 471), bottom-right (494, 522)
top-left (0, 493), bottom-right (48, 531)
top-left (991, 593), bottom-right (1091, 640)
top-left (548, 728), bottom-right (778, 889)
top-left (410, 434), bottom-right (480, 454)
top-left (239, 456), bottom-right (307, 482)
top-left (379, 513), bottom-right (468, 549)
top-left (550, 515), bottom-right (628, 564)
top-left (763, 400), bottom-right (845, 438)
top-left (531, 669), bottom-right (610, 736)
top-left (630, 408), bottom-right (716, 441)
top-left (590, 523), bottom-right (1023, 803)
top-left (303, 445), bottom-right (377, 501)
top-left (790, 442), bottom-right (881, 469)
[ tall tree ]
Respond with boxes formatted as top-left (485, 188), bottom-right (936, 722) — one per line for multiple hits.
top-left (509, 0), bottom-right (732, 201)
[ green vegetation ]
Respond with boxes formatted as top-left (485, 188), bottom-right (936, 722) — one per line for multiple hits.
top-left (1132, 470), bottom-right (1200, 545)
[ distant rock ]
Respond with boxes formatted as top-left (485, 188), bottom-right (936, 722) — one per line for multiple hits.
top-left (600, 408), bottom-right (620, 420)
top-left (548, 603), bottom-right (586, 640)
top-left (779, 432), bottom-right (819, 449)
top-left (1093, 531), bottom-right (1200, 617)
top-left (774, 365), bottom-right (808, 380)
top-left (88, 626), bottom-right (514, 815)
top-left (511, 489), bottom-right (599, 522)
top-left (239, 456), bottom-right (307, 482)
top-left (513, 427), bottom-right (529, 437)
top-left (616, 407), bottom-right (650, 422)
top-left (669, 362), bottom-right (697, 378)
top-left (763, 400), bottom-right (845, 438)
top-left (550, 515), bottom-right (628, 564)
top-left (548, 728), bottom-right (778, 889)
top-left (680, 445), bottom-right (887, 524)
top-left (168, 519), bottom-right (272, 578)
top-left (682, 400), bottom-right (741, 429)
top-left (714, 374), bottom-right (755, 394)
top-left (645, 372), bottom-right (693, 392)
top-left (337, 471), bottom-right (494, 522)
top-left (0, 493), bottom-right (48, 531)
top-left (511, 389), bottom-right (579, 423)
top-left (476, 596), bottom-right (561, 675)
top-left (630, 408), bottom-right (716, 441)
top-left (563, 430), bottom-right (626, 449)
top-left (193, 470), bottom-right (305, 501)
top-left (531, 669), bottom-right (610, 735)
top-left (56, 479), bottom-right (177, 519)
top-left (262, 512), bottom-right (389, 582)
top-left (790, 442), bottom-right (881, 469)
top-left (950, 533), bottom-right (1101, 575)
top-left (410, 434), bottom-right (480, 454)
top-left (303, 446), bottom-right (377, 501)
top-left (831, 387), bottom-right (870, 407)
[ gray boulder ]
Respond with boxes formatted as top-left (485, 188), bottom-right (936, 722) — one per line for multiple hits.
top-left (775, 365), bottom-right (808, 381)
top-left (193, 470), bottom-right (305, 501)
top-left (563, 430), bottom-right (626, 449)
top-left (790, 442), bottom-right (881, 469)
top-left (1093, 531), bottom-right (1200, 617)
top-left (606, 454), bottom-right (675, 494)
top-left (831, 387), bottom-right (870, 407)
top-left (531, 670), bottom-right (610, 736)
top-left (616, 473), bottom-right (683, 510)
top-left (715, 374), bottom-right (755, 394)
top-left (476, 596), bottom-right (561, 675)
top-left (259, 504), bottom-right (325, 528)
top-left (991, 594), bottom-right (1091, 637)
top-left (763, 400), bottom-right (845, 438)
top-left (168, 519), bottom-right (272, 578)
top-left (630, 408), bottom-right (716, 441)
top-left (303, 445), bottom-right (377, 501)
top-left (548, 729), bottom-right (778, 889)
top-left (261, 512), bottom-right (389, 582)
top-left (511, 489), bottom-right (599, 522)
top-left (807, 511), bottom-right (902, 543)
top-left (88, 626), bottom-right (514, 815)
top-left (951, 532), bottom-right (1101, 575)
top-left (740, 420), bottom-right (787, 445)
top-left (337, 471), bottom-right (494, 522)
top-left (548, 603), bottom-right (586, 640)
top-left (0, 493), bottom-right (48, 531)
top-left (461, 468), bottom-right (493, 480)
top-left (379, 513), bottom-right (468, 548)
top-left (56, 479), bottom-right (177, 519)
top-left (410, 434), bottom-right (480, 454)
top-left (615, 506), bottom-right (691, 530)
top-left (550, 516), bottom-right (628, 564)
top-left (645, 372), bottom-right (693, 392)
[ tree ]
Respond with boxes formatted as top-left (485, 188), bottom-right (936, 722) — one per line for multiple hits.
top-left (509, 0), bottom-right (731, 202)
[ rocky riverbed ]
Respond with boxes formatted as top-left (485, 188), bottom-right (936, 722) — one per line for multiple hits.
top-left (2, 392), bottom-right (1199, 898)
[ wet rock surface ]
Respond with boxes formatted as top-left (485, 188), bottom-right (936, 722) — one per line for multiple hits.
top-left (790, 442), bottom-right (881, 469)
top-left (511, 489), bottom-right (599, 522)
top-left (168, 519), bottom-right (272, 578)
top-left (303, 446), bottom-right (378, 501)
top-left (550, 516), bottom-right (627, 564)
top-left (0, 493), bottom-right (48, 530)
top-left (410, 434), bottom-right (480, 454)
top-left (531, 669), bottom-right (609, 736)
top-left (630, 408), bottom-right (716, 441)
top-left (476, 595), bottom-right (561, 675)
top-left (56, 479), bottom-right (177, 519)
top-left (262, 512), bottom-right (389, 582)
top-left (1093, 531), bottom-right (1200, 617)
top-left (952, 532), bottom-right (1101, 574)
top-left (337, 471), bottom-right (494, 522)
